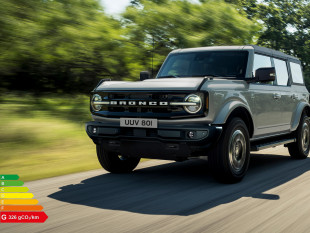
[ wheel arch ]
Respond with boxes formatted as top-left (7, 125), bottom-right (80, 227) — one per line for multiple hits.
top-left (213, 101), bottom-right (254, 138)
top-left (291, 102), bottom-right (310, 132)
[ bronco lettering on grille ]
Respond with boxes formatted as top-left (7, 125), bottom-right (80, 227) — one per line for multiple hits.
top-left (109, 101), bottom-right (169, 106)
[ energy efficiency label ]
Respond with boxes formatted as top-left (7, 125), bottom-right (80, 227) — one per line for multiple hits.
top-left (0, 174), bottom-right (48, 223)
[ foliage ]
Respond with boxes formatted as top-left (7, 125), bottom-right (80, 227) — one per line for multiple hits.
top-left (123, 0), bottom-right (259, 77)
top-left (0, 0), bottom-right (258, 92)
top-left (0, 0), bottom-right (125, 93)
top-left (1, 0), bottom-right (310, 92)
top-left (223, 0), bottom-right (310, 89)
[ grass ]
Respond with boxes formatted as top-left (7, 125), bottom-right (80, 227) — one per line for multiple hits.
top-left (0, 93), bottom-right (103, 181)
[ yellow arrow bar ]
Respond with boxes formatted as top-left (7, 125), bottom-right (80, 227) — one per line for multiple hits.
top-left (0, 193), bottom-right (34, 199)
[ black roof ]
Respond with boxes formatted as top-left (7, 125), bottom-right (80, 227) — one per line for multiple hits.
top-left (172, 45), bottom-right (301, 64)
top-left (250, 45), bottom-right (300, 63)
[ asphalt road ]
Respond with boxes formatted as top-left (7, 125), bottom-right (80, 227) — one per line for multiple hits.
top-left (1, 146), bottom-right (310, 233)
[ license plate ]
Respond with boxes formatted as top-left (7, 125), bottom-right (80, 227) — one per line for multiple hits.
top-left (120, 118), bottom-right (158, 128)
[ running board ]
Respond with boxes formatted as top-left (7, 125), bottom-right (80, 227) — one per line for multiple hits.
top-left (251, 138), bottom-right (296, 151)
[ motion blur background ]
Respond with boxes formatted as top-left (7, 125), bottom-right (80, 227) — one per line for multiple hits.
top-left (1, 0), bottom-right (309, 180)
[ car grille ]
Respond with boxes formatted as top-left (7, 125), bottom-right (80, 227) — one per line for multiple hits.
top-left (93, 92), bottom-right (204, 119)
top-left (104, 93), bottom-right (184, 113)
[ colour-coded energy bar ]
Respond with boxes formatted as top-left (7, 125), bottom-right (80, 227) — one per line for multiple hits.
top-left (0, 199), bottom-right (39, 205)
top-left (0, 211), bottom-right (48, 223)
top-left (0, 187), bottom-right (29, 192)
top-left (0, 175), bottom-right (19, 180)
top-left (0, 181), bottom-right (24, 186)
top-left (0, 205), bottom-right (43, 211)
top-left (0, 193), bottom-right (34, 199)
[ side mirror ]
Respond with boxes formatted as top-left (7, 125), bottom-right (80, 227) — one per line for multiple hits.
top-left (140, 71), bottom-right (151, 81)
top-left (255, 67), bottom-right (276, 82)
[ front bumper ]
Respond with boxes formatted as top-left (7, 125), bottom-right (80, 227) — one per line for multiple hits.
top-left (85, 118), bottom-right (222, 160)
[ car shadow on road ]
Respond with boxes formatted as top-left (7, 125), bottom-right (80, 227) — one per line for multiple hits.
top-left (49, 153), bottom-right (310, 216)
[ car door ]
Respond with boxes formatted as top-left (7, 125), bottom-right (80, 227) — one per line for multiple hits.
top-left (273, 58), bottom-right (294, 132)
top-left (249, 54), bottom-right (283, 137)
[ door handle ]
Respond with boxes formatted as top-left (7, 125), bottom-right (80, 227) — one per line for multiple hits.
top-left (291, 94), bottom-right (298, 100)
top-left (274, 93), bottom-right (281, 99)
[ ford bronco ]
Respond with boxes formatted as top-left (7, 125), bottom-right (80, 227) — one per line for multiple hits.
top-left (86, 45), bottom-right (310, 183)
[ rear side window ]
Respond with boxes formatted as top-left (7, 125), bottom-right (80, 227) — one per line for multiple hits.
top-left (274, 58), bottom-right (289, 86)
top-left (253, 54), bottom-right (272, 76)
top-left (290, 62), bottom-right (304, 84)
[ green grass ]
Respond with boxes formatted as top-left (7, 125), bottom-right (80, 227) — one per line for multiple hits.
top-left (0, 93), bottom-right (103, 181)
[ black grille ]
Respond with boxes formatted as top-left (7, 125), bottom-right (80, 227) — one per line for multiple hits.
top-left (103, 93), bottom-right (185, 114)
top-left (94, 92), bottom-right (205, 119)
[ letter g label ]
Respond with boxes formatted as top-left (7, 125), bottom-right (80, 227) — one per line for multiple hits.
top-left (1, 214), bottom-right (7, 221)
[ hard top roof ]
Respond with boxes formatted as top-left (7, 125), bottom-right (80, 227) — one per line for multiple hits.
top-left (171, 45), bottom-right (300, 63)
top-left (250, 45), bottom-right (299, 62)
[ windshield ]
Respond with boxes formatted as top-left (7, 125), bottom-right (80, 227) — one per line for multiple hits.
top-left (157, 51), bottom-right (248, 78)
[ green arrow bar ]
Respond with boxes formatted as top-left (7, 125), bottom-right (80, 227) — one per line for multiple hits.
top-left (0, 175), bottom-right (19, 180)
top-left (0, 181), bottom-right (24, 186)
top-left (0, 187), bottom-right (29, 192)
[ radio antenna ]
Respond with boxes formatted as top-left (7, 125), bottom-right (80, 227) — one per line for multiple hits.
top-left (152, 36), bottom-right (154, 78)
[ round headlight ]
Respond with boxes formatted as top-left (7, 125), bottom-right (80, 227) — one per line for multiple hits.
top-left (184, 94), bottom-right (202, 114)
top-left (91, 94), bottom-right (102, 111)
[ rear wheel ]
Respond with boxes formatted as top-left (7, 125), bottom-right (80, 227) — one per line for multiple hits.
top-left (208, 118), bottom-right (250, 183)
top-left (288, 114), bottom-right (310, 159)
top-left (96, 145), bottom-right (140, 173)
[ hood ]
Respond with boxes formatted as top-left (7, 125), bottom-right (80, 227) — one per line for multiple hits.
top-left (95, 78), bottom-right (205, 92)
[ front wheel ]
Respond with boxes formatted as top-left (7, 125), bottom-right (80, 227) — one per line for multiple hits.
top-left (96, 145), bottom-right (140, 173)
top-left (288, 114), bottom-right (310, 159)
top-left (208, 118), bottom-right (250, 183)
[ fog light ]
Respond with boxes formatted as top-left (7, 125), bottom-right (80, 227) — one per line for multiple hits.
top-left (93, 127), bottom-right (97, 134)
top-left (188, 131), bottom-right (195, 139)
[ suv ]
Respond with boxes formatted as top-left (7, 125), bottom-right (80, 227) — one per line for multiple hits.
top-left (86, 45), bottom-right (310, 183)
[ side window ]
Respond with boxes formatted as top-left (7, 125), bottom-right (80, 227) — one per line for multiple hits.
top-left (290, 62), bottom-right (304, 84)
top-left (274, 58), bottom-right (289, 86)
top-left (253, 54), bottom-right (272, 75)
top-left (252, 54), bottom-right (273, 84)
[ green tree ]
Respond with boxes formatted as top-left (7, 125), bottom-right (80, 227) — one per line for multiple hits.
top-left (123, 0), bottom-right (259, 78)
top-left (0, 0), bottom-right (125, 93)
top-left (225, 0), bottom-right (310, 89)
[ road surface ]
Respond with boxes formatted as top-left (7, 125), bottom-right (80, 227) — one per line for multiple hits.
top-left (1, 146), bottom-right (310, 233)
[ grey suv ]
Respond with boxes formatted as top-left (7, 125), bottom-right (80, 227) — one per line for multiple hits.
top-left (86, 45), bottom-right (310, 183)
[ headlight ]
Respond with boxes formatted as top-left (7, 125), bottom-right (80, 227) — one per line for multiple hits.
top-left (184, 94), bottom-right (202, 114)
top-left (91, 94), bottom-right (102, 111)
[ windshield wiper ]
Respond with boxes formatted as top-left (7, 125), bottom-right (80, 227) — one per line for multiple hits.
top-left (157, 75), bottom-right (180, 78)
top-left (203, 74), bottom-right (221, 77)
top-left (201, 74), bottom-right (238, 78)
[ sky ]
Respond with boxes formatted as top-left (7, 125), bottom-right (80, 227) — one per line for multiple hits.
top-left (101, 0), bottom-right (200, 15)
top-left (101, 0), bottom-right (131, 15)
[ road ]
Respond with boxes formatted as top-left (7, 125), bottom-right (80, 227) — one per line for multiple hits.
top-left (1, 146), bottom-right (310, 233)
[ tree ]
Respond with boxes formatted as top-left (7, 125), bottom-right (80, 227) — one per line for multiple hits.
top-left (225, 0), bottom-right (310, 89)
top-left (0, 0), bottom-right (125, 93)
top-left (123, 0), bottom-right (260, 78)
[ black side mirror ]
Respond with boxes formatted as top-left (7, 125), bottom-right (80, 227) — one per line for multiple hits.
top-left (140, 71), bottom-right (151, 81)
top-left (255, 67), bottom-right (276, 82)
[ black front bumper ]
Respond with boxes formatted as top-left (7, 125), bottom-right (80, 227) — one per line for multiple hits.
top-left (86, 119), bottom-right (222, 160)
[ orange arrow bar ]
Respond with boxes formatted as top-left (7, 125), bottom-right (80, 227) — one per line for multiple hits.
top-left (0, 205), bottom-right (43, 211)
top-left (0, 199), bottom-right (39, 205)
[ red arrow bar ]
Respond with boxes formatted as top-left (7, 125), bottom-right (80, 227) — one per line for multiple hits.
top-left (0, 211), bottom-right (48, 223)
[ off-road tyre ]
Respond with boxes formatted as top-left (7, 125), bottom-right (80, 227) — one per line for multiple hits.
top-left (208, 117), bottom-right (250, 183)
top-left (288, 113), bottom-right (310, 159)
top-left (96, 145), bottom-right (140, 173)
